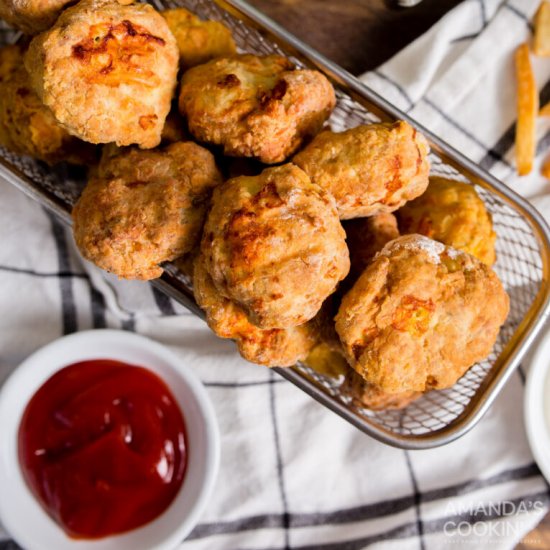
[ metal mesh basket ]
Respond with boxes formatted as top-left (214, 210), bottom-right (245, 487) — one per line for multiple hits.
top-left (1, 0), bottom-right (550, 449)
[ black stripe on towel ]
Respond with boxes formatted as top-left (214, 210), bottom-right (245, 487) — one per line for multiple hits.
top-left (187, 462), bottom-right (543, 540)
top-left (269, 370), bottom-right (291, 549)
top-left (47, 212), bottom-right (77, 334)
top-left (152, 286), bottom-right (177, 316)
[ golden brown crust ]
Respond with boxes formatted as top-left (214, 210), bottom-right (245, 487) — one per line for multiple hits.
top-left (397, 177), bottom-right (497, 265)
top-left (344, 212), bottom-right (400, 283)
top-left (343, 369), bottom-right (421, 411)
top-left (0, 0), bottom-right (73, 34)
top-left (202, 163), bottom-right (350, 329)
top-left (0, 46), bottom-right (96, 165)
top-left (24, 0), bottom-right (178, 148)
top-left (73, 141), bottom-right (222, 280)
top-left (335, 235), bottom-right (509, 393)
top-left (179, 54), bottom-right (335, 164)
top-left (293, 121), bottom-right (430, 219)
top-left (162, 8), bottom-right (236, 69)
top-left (194, 254), bottom-right (318, 367)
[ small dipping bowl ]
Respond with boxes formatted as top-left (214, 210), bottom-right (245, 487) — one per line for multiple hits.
top-left (0, 329), bottom-right (220, 550)
top-left (525, 328), bottom-right (550, 484)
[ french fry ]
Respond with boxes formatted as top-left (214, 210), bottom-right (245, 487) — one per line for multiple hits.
top-left (515, 43), bottom-right (539, 176)
top-left (540, 101), bottom-right (550, 116)
top-left (534, 1), bottom-right (550, 56)
top-left (542, 155), bottom-right (550, 178)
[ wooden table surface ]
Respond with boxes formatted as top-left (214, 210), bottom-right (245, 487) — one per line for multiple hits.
top-left (245, 0), bottom-right (550, 547)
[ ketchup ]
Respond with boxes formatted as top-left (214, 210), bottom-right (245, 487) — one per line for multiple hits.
top-left (18, 360), bottom-right (187, 539)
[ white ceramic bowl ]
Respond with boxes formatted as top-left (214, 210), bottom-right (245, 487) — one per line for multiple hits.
top-left (0, 329), bottom-right (220, 550)
top-left (524, 328), bottom-right (550, 484)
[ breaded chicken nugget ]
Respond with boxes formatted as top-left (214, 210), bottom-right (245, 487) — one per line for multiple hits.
top-left (162, 8), bottom-right (236, 68)
top-left (24, 0), bottom-right (179, 148)
top-left (179, 54), bottom-right (335, 164)
top-left (194, 254), bottom-right (317, 367)
top-left (202, 163), bottom-right (350, 329)
top-left (0, 46), bottom-right (95, 165)
top-left (159, 106), bottom-right (187, 144)
top-left (0, 0), bottom-right (72, 34)
top-left (335, 235), bottom-right (509, 394)
top-left (304, 342), bottom-right (350, 379)
top-left (293, 121), bottom-right (430, 219)
top-left (73, 141), bottom-right (222, 280)
top-left (344, 212), bottom-right (400, 283)
top-left (343, 369), bottom-right (421, 411)
top-left (397, 177), bottom-right (497, 265)
top-left (0, 44), bottom-right (21, 80)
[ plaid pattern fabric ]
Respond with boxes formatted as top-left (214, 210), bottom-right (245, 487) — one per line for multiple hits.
top-left (1, 0), bottom-right (550, 548)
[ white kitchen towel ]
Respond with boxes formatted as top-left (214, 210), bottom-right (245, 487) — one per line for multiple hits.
top-left (1, 2), bottom-right (550, 550)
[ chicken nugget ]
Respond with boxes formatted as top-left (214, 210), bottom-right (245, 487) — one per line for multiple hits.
top-left (194, 254), bottom-right (317, 367)
top-left (335, 235), bottom-right (509, 394)
top-left (343, 369), bottom-right (421, 411)
top-left (179, 54), bottom-right (335, 164)
top-left (73, 141), bottom-right (222, 280)
top-left (397, 177), bottom-right (497, 265)
top-left (24, 0), bottom-right (179, 148)
top-left (344, 212), bottom-right (400, 283)
top-left (0, 0), bottom-right (72, 34)
top-left (0, 46), bottom-right (96, 165)
top-left (162, 7), bottom-right (236, 68)
top-left (0, 44), bottom-right (22, 80)
top-left (293, 121), bottom-right (430, 219)
top-left (202, 163), bottom-right (350, 329)
top-left (304, 342), bottom-right (350, 379)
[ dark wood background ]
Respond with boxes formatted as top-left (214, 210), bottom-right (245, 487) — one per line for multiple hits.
top-left (249, 0), bottom-right (463, 75)
top-left (245, 0), bottom-right (550, 547)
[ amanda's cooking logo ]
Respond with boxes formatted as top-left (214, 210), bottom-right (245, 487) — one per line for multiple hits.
top-left (442, 499), bottom-right (545, 543)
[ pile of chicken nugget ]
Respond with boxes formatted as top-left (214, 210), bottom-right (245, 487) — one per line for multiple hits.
top-left (0, 0), bottom-right (510, 411)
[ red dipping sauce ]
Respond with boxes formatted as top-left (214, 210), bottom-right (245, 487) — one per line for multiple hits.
top-left (18, 359), bottom-right (187, 539)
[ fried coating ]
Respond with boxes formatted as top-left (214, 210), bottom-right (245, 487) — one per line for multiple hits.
top-left (73, 141), bottom-right (222, 280)
top-left (397, 177), bottom-right (497, 265)
top-left (344, 212), bottom-right (400, 283)
top-left (179, 54), bottom-right (335, 164)
top-left (0, 46), bottom-right (95, 165)
top-left (202, 163), bottom-right (350, 329)
top-left (162, 8), bottom-right (236, 68)
top-left (343, 369), bottom-right (421, 411)
top-left (335, 235), bottom-right (509, 394)
top-left (194, 254), bottom-right (318, 367)
top-left (0, 0), bottom-right (72, 34)
top-left (293, 121), bottom-right (430, 219)
top-left (24, 0), bottom-right (179, 148)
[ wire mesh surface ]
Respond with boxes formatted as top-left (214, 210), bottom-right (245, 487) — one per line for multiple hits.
top-left (0, 0), bottom-right (548, 448)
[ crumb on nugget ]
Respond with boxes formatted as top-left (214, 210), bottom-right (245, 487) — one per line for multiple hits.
top-left (397, 177), bottom-right (497, 265)
top-left (24, 0), bottom-right (179, 148)
top-left (293, 121), bottom-right (430, 219)
top-left (194, 254), bottom-right (318, 367)
top-left (0, 45), bottom-right (96, 165)
top-left (73, 141), bottom-right (222, 280)
top-left (179, 54), bottom-right (335, 163)
top-left (202, 163), bottom-right (350, 329)
top-left (162, 7), bottom-right (236, 68)
top-left (335, 235), bottom-right (509, 394)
